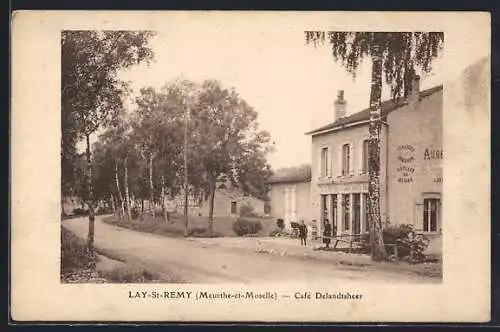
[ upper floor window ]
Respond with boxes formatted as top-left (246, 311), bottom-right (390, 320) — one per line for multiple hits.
top-left (342, 144), bottom-right (350, 176)
top-left (320, 147), bottom-right (329, 177)
top-left (362, 139), bottom-right (369, 174)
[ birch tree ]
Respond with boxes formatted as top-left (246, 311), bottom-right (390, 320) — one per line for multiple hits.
top-left (61, 30), bottom-right (155, 251)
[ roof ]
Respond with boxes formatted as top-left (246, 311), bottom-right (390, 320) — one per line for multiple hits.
top-left (218, 187), bottom-right (263, 202)
top-left (268, 165), bottom-right (312, 184)
top-left (305, 85), bottom-right (443, 136)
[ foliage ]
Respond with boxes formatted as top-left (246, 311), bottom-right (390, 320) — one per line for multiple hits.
top-left (60, 227), bottom-right (95, 274)
top-left (269, 228), bottom-right (290, 237)
top-left (62, 31), bottom-right (156, 247)
top-left (101, 265), bottom-right (161, 283)
top-left (232, 217), bottom-right (263, 236)
top-left (239, 203), bottom-right (255, 217)
top-left (304, 32), bottom-right (444, 100)
top-left (359, 224), bottom-right (430, 263)
top-left (187, 226), bottom-right (223, 238)
top-left (188, 80), bottom-right (275, 230)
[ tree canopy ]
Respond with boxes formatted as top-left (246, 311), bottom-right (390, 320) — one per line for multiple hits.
top-left (305, 32), bottom-right (444, 100)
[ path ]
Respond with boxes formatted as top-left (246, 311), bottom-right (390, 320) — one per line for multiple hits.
top-left (62, 216), bottom-right (439, 284)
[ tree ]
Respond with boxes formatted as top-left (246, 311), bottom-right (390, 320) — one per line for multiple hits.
top-left (62, 31), bottom-right (155, 252)
top-left (305, 32), bottom-right (443, 261)
top-left (189, 80), bottom-right (274, 236)
top-left (133, 84), bottom-right (186, 221)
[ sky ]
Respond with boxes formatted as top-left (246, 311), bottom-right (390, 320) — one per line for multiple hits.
top-left (84, 28), bottom-right (480, 171)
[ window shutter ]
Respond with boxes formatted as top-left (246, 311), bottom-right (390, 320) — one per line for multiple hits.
top-left (349, 144), bottom-right (354, 175)
top-left (318, 148), bottom-right (322, 177)
top-left (337, 146), bottom-right (342, 177)
top-left (328, 148), bottom-right (333, 177)
top-left (358, 140), bottom-right (364, 175)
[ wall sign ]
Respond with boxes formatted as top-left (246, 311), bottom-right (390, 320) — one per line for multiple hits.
top-left (397, 144), bottom-right (415, 183)
top-left (424, 148), bottom-right (443, 160)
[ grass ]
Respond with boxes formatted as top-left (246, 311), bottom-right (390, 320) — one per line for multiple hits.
top-left (103, 211), bottom-right (277, 238)
top-left (61, 226), bottom-right (182, 283)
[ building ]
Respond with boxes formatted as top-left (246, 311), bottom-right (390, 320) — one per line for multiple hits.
top-left (267, 165), bottom-right (311, 228)
top-left (305, 78), bottom-right (443, 248)
top-left (168, 185), bottom-right (266, 218)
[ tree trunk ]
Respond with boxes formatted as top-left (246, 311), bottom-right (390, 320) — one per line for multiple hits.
top-left (160, 176), bottom-right (168, 224)
top-left (367, 41), bottom-right (387, 262)
top-left (85, 134), bottom-right (96, 262)
top-left (208, 176), bottom-right (216, 237)
top-left (110, 193), bottom-right (117, 217)
top-left (114, 162), bottom-right (125, 219)
top-left (124, 157), bottom-right (132, 221)
top-left (140, 199), bottom-right (144, 223)
top-left (149, 154), bottom-right (155, 220)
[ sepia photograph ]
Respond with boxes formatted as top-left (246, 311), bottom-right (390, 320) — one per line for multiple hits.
top-left (11, 11), bottom-right (490, 322)
top-left (60, 29), bottom-right (446, 285)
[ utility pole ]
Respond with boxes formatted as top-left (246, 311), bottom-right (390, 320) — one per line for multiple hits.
top-left (183, 101), bottom-right (189, 237)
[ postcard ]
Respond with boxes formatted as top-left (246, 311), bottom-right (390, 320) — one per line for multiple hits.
top-left (10, 10), bottom-right (490, 322)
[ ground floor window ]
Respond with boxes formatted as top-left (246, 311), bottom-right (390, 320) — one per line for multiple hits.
top-left (231, 201), bottom-right (237, 214)
top-left (423, 198), bottom-right (440, 232)
top-left (330, 194), bottom-right (338, 234)
top-left (353, 193), bottom-right (361, 235)
top-left (342, 194), bottom-right (350, 231)
top-left (321, 194), bottom-right (328, 226)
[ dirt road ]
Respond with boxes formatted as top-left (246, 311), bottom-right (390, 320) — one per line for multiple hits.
top-left (62, 216), bottom-right (439, 284)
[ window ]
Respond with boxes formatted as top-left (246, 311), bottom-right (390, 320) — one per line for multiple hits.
top-left (231, 201), bottom-right (237, 214)
top-left (331, 194), bottom-right (338, 232)
top-left (362, 140), bottom-right (369, 174)
top-left (423, 198), bottom-right (440, 232)
top-left (342, 144), bottom-right (350, 175)
top-left (342, 194), bottom-right (350, 231)
top-left (321, 195), bottom-right (328, 225)
top-left (320, 147), bottom-right (329, 177)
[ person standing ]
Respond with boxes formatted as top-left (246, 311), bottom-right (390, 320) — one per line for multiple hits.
top-left (323, 220), bottom-right (332, 249)
top-left (299, 220), bottom-right (308, 246)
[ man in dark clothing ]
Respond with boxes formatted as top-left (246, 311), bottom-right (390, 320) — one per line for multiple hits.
top-left (299, 220), bottom-right (308, 246)
top-left (323, 220), bottom-right (332, 249)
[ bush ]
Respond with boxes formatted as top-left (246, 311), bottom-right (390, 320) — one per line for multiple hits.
top-left (60, 227), bottom-right (95, 274)
top-left (359, 224), bottom-right (430, 262)
top-left (72, 208), bottom-right (88, 216)
top-left (101, 265), bottom-right (160, 283)
top-left (96, 206), bottom-right (113, 215)
top-left (269, 228), bottom-right (290, 237)
top-left (276, 219), bottom-right (285, 230)
top-left (188, 226), bottom-right (222, 238)
top-left (239, 203), bottom-right (255, 217)
top-left (232, 217), bottom-right (263, 236)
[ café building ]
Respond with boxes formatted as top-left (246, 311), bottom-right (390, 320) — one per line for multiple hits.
top-left (306, 78), bottom-right (443, 248)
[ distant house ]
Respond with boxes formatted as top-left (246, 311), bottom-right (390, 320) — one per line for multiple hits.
top-left (169, 184), bottom-right (266, 218)
top-left (268, 165), bottom-right (311, 229)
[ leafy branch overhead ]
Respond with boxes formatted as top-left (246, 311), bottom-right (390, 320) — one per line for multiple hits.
top-left (305, 31), bottom-right (444, 100)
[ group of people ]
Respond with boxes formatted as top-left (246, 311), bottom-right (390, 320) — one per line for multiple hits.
top-left (295, 219), bottom-right (335, 249)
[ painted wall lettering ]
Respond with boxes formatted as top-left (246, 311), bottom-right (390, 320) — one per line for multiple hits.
top-left (424, 148), bottom-right (443, 160)
top-left (397, 144), bottom-right (415, 183)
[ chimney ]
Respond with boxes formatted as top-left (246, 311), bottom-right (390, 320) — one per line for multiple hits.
top-left (409, 75), bottom-right (421, 105)
top-left (334, 90), bottom-right (347, 120)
